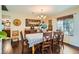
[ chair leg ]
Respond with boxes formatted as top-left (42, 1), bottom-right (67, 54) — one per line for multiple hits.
top-left (42, 49), bottom-right (44, 54)
top-left (49, 47), bottom-right (52, 54)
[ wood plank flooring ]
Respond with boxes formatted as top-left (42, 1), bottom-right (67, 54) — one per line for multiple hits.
top-left (2, 40), bottom-right (79, 54)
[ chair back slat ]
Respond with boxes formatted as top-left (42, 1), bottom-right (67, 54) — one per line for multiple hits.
top-left (43, 32), bottom-right (52, 41)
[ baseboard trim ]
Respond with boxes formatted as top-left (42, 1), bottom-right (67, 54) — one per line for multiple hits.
top-left (64, 42), bottom-right (79, 49)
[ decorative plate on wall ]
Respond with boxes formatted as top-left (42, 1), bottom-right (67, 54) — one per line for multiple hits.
top-left (13, 19), bottom-right (21, 26)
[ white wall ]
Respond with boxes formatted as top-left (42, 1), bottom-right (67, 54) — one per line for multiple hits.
top-left (2, 11), bottom-right (27, 40)
top-left (0, 5), bottom-right (2, 54)
top-left (69, 13), bottom-right (79, 47)
top-left (63, 13), bottom-right (79, 47)
top-left (0, 6), bottom-right (2, 18)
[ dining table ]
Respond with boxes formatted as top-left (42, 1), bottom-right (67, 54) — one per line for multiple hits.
top-left (25, 32), bottom-right (58, 54)
top-left (26, 33), bottom-right (43, 54)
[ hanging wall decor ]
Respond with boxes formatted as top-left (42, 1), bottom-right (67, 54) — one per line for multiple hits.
top-left (13, 19), bottom-right (21, 26)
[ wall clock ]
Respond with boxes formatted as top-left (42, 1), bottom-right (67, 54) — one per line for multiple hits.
top-left (13, 19), bottom-right (21, 26)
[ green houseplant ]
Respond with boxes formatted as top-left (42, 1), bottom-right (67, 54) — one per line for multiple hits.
top-left (0, 21), bottom-right (7, 40)
top-left (0, 31), bottom-right (7, 40)
top-left (0, 20), bottom-right (7, 53)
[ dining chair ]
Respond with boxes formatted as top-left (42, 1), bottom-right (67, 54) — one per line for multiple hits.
top-left (11, 38), bottom-right (19, 48)
top-left (52, 32), bottom-right (61, 54)
top-left (20, 31), bottom-right (29, 54)
top-left (52, 31), bottom-right (64, 53)
top-left (42, 32), bottom-right (52, 54)
top-left (59, 32), bottom-right (64, 49)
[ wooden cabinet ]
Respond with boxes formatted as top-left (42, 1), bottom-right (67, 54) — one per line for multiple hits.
top-left (25, 19), bottom-right (41, 26)
top-left (25, 29), bottom-right (37, 34)
top-left (48, 20), bottom-right (52, 31)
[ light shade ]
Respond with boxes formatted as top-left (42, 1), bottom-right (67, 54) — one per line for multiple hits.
top-left (38, 15), bottom-right (46, 19)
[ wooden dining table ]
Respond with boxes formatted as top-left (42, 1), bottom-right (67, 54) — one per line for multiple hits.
top-left (25, 33), bottom-right (43, 54)
top-left (25, 32), bottom-right (61, 54)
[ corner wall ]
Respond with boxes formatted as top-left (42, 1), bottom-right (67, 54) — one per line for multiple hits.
top-left (54, 6), bottom-right (79, 47)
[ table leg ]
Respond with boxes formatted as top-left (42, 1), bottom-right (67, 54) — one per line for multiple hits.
top-left (32, 45), bottom-right (35, 54)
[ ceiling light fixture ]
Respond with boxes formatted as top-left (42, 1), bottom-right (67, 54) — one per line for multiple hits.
top-left (37, 9), bottom-right (47, 20)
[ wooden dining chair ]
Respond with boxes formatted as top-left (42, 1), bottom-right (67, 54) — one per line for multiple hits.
top-left (20, 31), bottom-right (29, 54)
top-left (59, 32), bottom-right (64, 49)
top-left (11, 38), bottom-right (19, 48)
top-left (42, 32), bottom-right (52, 54)
top-left (52, 32), bottom-right (61, 54)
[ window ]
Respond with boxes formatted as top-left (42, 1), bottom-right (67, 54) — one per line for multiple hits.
top-left (57, 15), bottom-right (73, 36)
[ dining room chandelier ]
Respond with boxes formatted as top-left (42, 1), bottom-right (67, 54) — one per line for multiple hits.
top-left (37, 9), bottom-right (47, 19)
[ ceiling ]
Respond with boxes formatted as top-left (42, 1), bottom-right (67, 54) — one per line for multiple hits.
top-left (6, 5), bottom-right (76, 17)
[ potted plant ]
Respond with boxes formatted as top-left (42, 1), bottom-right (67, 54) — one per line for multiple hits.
top-left (0, 31), bottom-right (7, 40)
top-left (0, 20), bottom-right (7, 53)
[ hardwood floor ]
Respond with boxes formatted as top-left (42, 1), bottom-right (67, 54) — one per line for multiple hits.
top-left (2, 40), bottom-right (79, 54)
top-left (60, 43), bottom-right (79, 54)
